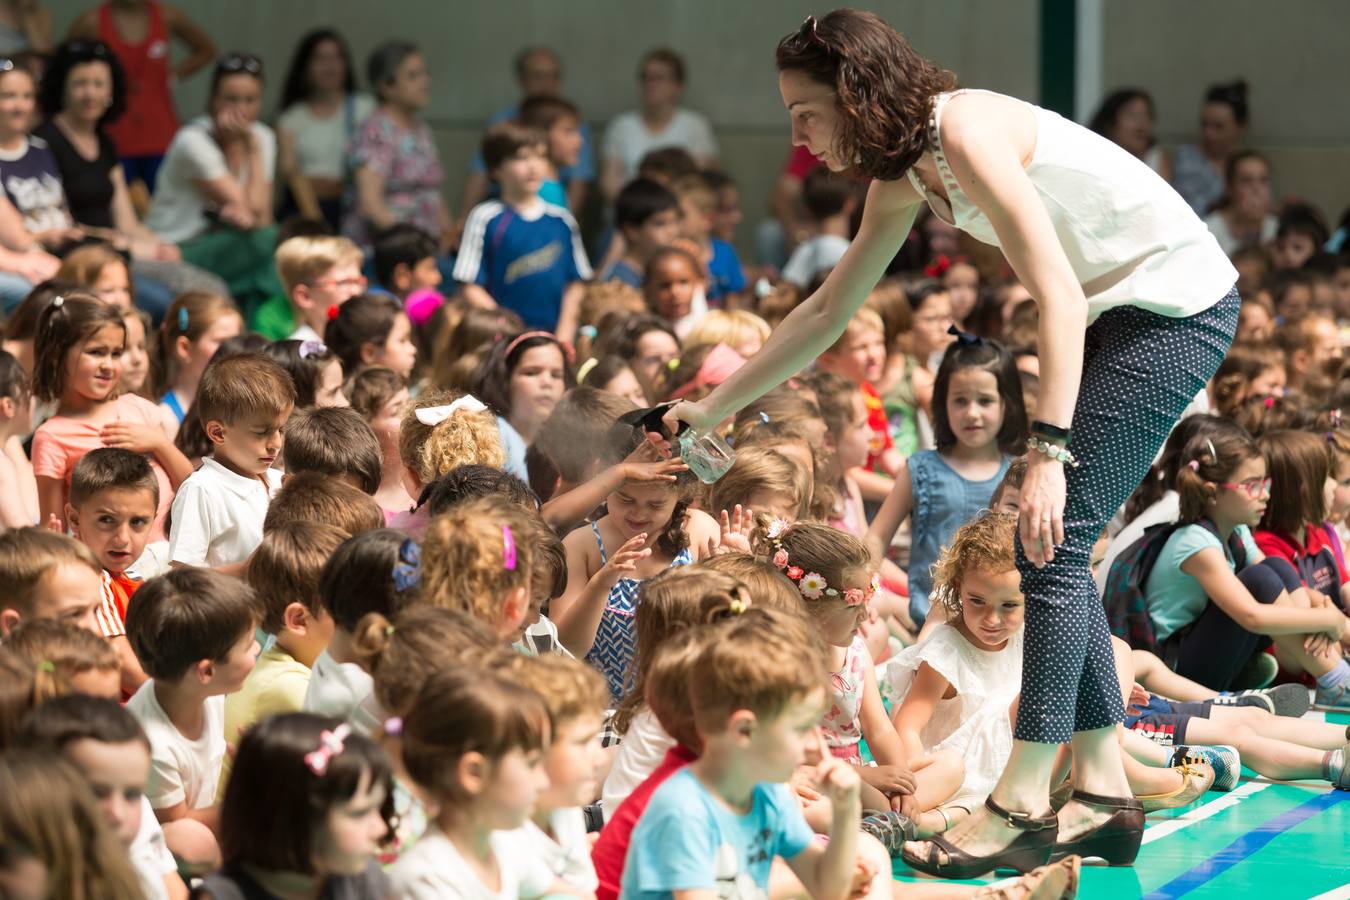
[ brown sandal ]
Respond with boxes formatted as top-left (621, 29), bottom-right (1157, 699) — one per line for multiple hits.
top-left (902, 796), bottom-right (1058, 879)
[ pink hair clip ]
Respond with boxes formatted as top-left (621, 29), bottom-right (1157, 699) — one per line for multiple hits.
top-left (383, 717), bottom-right (403, 737)
top-left (1187, 460), bottom-right (1200, 472)
top-left (304, 724), bottom-right (351, 776)
top-left (502, 525), bottom-right (517, 571)
top-left (1263, 396), bottom-right (1275, 409)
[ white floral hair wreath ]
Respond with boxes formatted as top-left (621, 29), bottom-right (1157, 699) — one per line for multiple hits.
top-left (765, 518), bottom-right (879, 607)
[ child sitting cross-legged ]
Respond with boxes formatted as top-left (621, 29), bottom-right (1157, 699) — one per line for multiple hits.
top-left (124, 568), bottom-right (261, 874)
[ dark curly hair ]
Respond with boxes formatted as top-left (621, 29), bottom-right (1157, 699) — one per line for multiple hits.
top-left (776, 10), bottom-right (957, 182)
top-left (39, 40), bottom-right (127, 124)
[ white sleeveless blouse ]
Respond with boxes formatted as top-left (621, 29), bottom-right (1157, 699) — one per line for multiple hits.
top-left (908, 90), bottom-right (1237, 323)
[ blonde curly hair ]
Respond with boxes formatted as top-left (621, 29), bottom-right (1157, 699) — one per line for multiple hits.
top-left (398, 389), bottom-right (505, 486)
top-left (418, 495), bottom-right (537, 629)
top-left (929, 510), bottom-right (1017, 621)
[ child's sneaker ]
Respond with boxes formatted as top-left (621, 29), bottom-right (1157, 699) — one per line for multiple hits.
top-left (1212, 683), bottom-right (1310, 718)
top-left (1169, 744), bottom-right (1241, 792)
top-left (1231, 652), bottom-right (1278, 690)
top-left (1315, 682), bottom-right (1350, 712)
top-left (860, 810), bottom-right (916, 856)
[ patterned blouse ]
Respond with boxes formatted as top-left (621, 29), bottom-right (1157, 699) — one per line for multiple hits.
top-left (342, 107), bottom-right (444, 249)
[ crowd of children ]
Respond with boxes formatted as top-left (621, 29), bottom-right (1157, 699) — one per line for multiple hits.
top-left (0, 17), bottom-right (1348, 900)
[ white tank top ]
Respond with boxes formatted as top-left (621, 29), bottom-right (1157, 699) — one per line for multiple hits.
top-left (908, 90), bottom-right (1237, 322)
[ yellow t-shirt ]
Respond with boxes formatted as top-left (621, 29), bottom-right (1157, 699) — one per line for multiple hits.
top-left (218, 644), bottom-right (311, 799)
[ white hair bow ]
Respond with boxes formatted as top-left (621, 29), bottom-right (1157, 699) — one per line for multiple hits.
top-left (415, 394), bottom-right (488, 426)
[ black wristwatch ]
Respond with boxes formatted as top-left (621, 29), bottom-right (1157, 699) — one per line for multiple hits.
top-left (1030, 420), bottom-right (1072, 444)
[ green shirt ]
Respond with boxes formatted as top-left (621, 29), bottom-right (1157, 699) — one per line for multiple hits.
top-left (251, 293), bottom-right (297, 341)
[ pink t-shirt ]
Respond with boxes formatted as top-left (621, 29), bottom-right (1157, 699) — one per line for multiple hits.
top-left (31, 394), bottom-right (175, 541)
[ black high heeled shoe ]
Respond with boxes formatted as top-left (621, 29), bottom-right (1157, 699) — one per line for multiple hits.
top-left (901, 796), bottom-right (1058, 879)
top-left (1049, 790), bottom-right (1144, 867)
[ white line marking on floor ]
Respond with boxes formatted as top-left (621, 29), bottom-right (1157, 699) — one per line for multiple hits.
top-left (1308, 885), bottom-right (1350, 900)
top-left (1140, 781), bottom-right (1271, 845)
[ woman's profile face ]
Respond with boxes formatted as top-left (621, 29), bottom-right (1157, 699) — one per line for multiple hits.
top-left (780, 68), bottom-right (846, 171)
top-left (384, 52), bottom-right (429, 111)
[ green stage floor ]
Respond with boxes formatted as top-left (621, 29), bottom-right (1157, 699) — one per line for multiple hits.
top-left (892, 708), bottom-right (1350, 899)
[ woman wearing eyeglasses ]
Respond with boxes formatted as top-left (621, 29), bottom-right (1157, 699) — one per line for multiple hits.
top-left (661, 10), bottom-right (1243, 878)
top-left (145, 52), bottom-right (281, 318)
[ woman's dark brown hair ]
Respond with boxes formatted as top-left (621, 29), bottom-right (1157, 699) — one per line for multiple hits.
top-left (1258, 429), bottom-right (1331, 535)
top-left (776, 9), bottom-right (957, 181)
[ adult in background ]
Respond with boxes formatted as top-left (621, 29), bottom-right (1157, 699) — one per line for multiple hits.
top-left (666, 10), bottom-right (1238, 877)
top-left (1171, 80), bottom-right (1250, 216)
top-left (35, 39), bottom-right (226, 321)
top-left (343, 40), bottom-right (453, 282)
top-left (275, 28), bottom-right (373, 231)
top-left (66, 0), bottom-right (216, 194)
top-left (454, 46), bottom-right (594, 235)
top-left (1089, 88), bottom-right (1169, 181)
top-left (1203, 150), bottom-right (1278, 256)
top-left (0, 0), bottom-right (50, 55)
top-left (599, 47), bottom-right (717, 205)
top-left (144, 53), bottom-right (279, 317)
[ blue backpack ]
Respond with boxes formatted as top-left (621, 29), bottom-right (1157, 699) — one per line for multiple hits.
top-left (1101, 518), bottom-right (1247, 655)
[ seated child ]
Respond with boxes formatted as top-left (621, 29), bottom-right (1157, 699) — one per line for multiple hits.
top-left (5, 618), bottom-right (121, 700)
top-left (672, 172), bottom-right (745, 306)
top-left (262, 472), bottom-right (385, 537)
top-left (373, 223), bottom-right (442, 301)
top-left (455, 121), bottom-right (591, 339)
top-left (393, 389), bottom-right (506, 537)
top-left (223, 521), bottom-right (349, 783)
top-left (0, 526), bottom-right (102, 637)
top-left (324, 293), bottom-right (418, 382)
top-left (65, 447), bottom-right (159, 696)
top-left (345, 366), bottom-right (413, 516)
top-left (303, 529), bottom-right (413, 734)
top-left (125, 568), bottom-right (260, 871)
top-left (603, 177), bottom-right (682, 287)
top-left (782, 168), bottom-right (856, 289)
top-left (18, 694), bottom-right (189, 900)
top-left (257, 234), bottom-right (367, 341)
top-left (0, 349), bottom-right (36, 528)
top-left (262, 339), bottom-right (348, 410)
top-left (168, 353), bottom-right (295, 571)
top-left (508, 654), bottom-right (610, 892)
top-left (281, 406), bottom-right (383, 495)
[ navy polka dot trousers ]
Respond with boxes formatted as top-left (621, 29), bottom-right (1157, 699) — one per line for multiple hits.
top-left (1013, 287), bottom-right (1240, 744)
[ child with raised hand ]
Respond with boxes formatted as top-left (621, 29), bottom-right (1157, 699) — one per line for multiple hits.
top-left (325, 293), bottom-right (418, 381)
top-left (1141, 429), bottom-right (1350, 699)
top-left (154, 292), bottom-right (244, 436)
top-left (620, 604), bottom-right (866, 900)
top-left (556, 416), bottom-right (718, 700)
top-left (168, 353), bottom-right (295, 572)
top-left (0, 349), bottom-right (36, 528)
top-left (605, 567), bottom-right (756, 815)
top-left (346, 366), bottom-right (413, 517)
top-left (0, 750), bottom-right (148, 899)
top-left (125, 568), bottom-right (260, 873)
top-left (65, 447), bottom-right (159, 696)
top-left (417, 494), bottom-right (539, 643)
top-left (18, 694), bottom-right (189, 900)
top-left (508, 654), bottom-right (612, 892)
top-left (866, 334), bottom-right (1027, 629)
top-left (0, 526), bottom-right (103, 638)
top-left (394, 389), bottom-right (506, 536)
top-left (226, 522), bottom-right (349, 769)
top-left (472, 330), bottom-right (576, 480)
top-left (31, 293), bottom-right (191, 537)
top-left (304, 529), bottom-right (416, 734)
top-left (387, 666), bottom-right (566, 899)
top-left (198, 713), bottom-right (394, 898)
top-left (707, 445), bottom-right (813, 524)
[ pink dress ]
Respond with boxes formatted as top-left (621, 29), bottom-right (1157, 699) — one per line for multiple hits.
top-left (31, 394), bottom-right (175, 541)
top-left (821, 635), bottom-right (869, 763)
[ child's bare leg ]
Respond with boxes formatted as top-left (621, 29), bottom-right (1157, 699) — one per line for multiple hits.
top-left (1120, 727), bottom-right (1172, 766)
top-left (1131, 649), bottom-right (1219, 701)
top-left (1180, 719), bottom-right (1330, 781)
top-left (1206, 705), bottom-right (1347, 749)
top-left (162, 819), bottom-right (220, 876)
top-left (910, 749), bottom-right (964, 812)
top-left (1121, 748), bottom-right (1185, 795)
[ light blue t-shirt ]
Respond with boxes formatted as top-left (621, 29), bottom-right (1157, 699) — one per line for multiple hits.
top-left (620, 769), bottom-right (814, 899)
top-left (1144, 522), bottom-right (1259, 641)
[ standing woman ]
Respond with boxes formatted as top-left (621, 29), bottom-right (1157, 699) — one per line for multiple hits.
top-left (342, 40), bottom-right (453, 276)
top-left (665, 10), bottom-right (1238, 876)
top-left (144, 52), bottom-right (280, 317)
top-left (275, 28), bottom-right (373, 231)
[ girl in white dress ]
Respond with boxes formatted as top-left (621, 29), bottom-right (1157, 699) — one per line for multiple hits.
top-left (883, 511), bottom-right (1024, 834)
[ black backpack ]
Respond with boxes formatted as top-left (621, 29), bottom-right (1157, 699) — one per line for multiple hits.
top-left (1101, 517), bottom-right (1247, 655)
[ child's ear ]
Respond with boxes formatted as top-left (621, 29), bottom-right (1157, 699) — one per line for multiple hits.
top-left (729, 709), bottom-right (756, 743)
top-left (0, 608), bottom-right (21, 637)
top-left (174, 334), bottom-right (192, 363)
top-left (193, 658), bottom-right (214, 685)
top-left (500, 586), bottom-right (529, 636)
top-left (282, 601), bottom-right (311, 635)
top-left (0, 396), bottom-right (14, 419)
top-left (391, 263), bottom-right (412, 294)
top-left (457, 751), bottom-right (488, 797)
top-left (359, 341), bottom-right (379, 367)
top-left (292, 283), bottom-right (314, 311)
top-left (64, 503), bottom-right (79, 537)
top-left (401, 465), bottom-right (422, 498)
top-left (204, 420), bottom-right (228, 447)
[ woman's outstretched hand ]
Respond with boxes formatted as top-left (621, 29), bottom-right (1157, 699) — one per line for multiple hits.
top-left (1019, 454), bottom-right (1066, 568)
top-left (657, 400), bottom-right (717, 447)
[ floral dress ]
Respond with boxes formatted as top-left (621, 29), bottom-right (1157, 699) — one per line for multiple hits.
top-left (342, 107), bottom-right (444, 250)
top-left (821, 635), bottom-right (869, 764)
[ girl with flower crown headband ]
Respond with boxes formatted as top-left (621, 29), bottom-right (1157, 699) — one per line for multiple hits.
top-left (754, 518), bottom-right (965, 839)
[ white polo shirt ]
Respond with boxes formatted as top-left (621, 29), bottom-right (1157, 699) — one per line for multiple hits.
top-left (168, 457), bottom-right (283, 568)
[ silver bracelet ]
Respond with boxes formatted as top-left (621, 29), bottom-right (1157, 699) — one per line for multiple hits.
top-left (1026, 436), bottom-right (1079, 468)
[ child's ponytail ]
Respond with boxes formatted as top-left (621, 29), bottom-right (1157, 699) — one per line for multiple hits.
top-left (353, 606), bottom-right (497, 718)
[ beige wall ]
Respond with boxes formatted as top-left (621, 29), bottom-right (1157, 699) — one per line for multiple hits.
top-left (42, 1), bottom-right (1348, 253)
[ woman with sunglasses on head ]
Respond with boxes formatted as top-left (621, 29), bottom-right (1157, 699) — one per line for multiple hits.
top-left (145, 51), bottom-right (281, 318)
top-left (663, 9), bottom-right (1240, 878)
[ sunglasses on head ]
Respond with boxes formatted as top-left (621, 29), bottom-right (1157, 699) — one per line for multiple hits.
top-left (219, 54), bottom-right (263, 76)
top-left (65, 40), bottom-right (112, 59)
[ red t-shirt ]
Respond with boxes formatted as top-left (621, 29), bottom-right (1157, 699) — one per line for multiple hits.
top-left (783, 145), bottom-right (823, 180)
top-left (592, 743), bottom-right (698, 900)
top-left (861, 382), bottom-right (893, 473)
top-left (98, 1), bottom-right (180, 158)
top-left (1254, 523), bottom-right (1348, 597)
